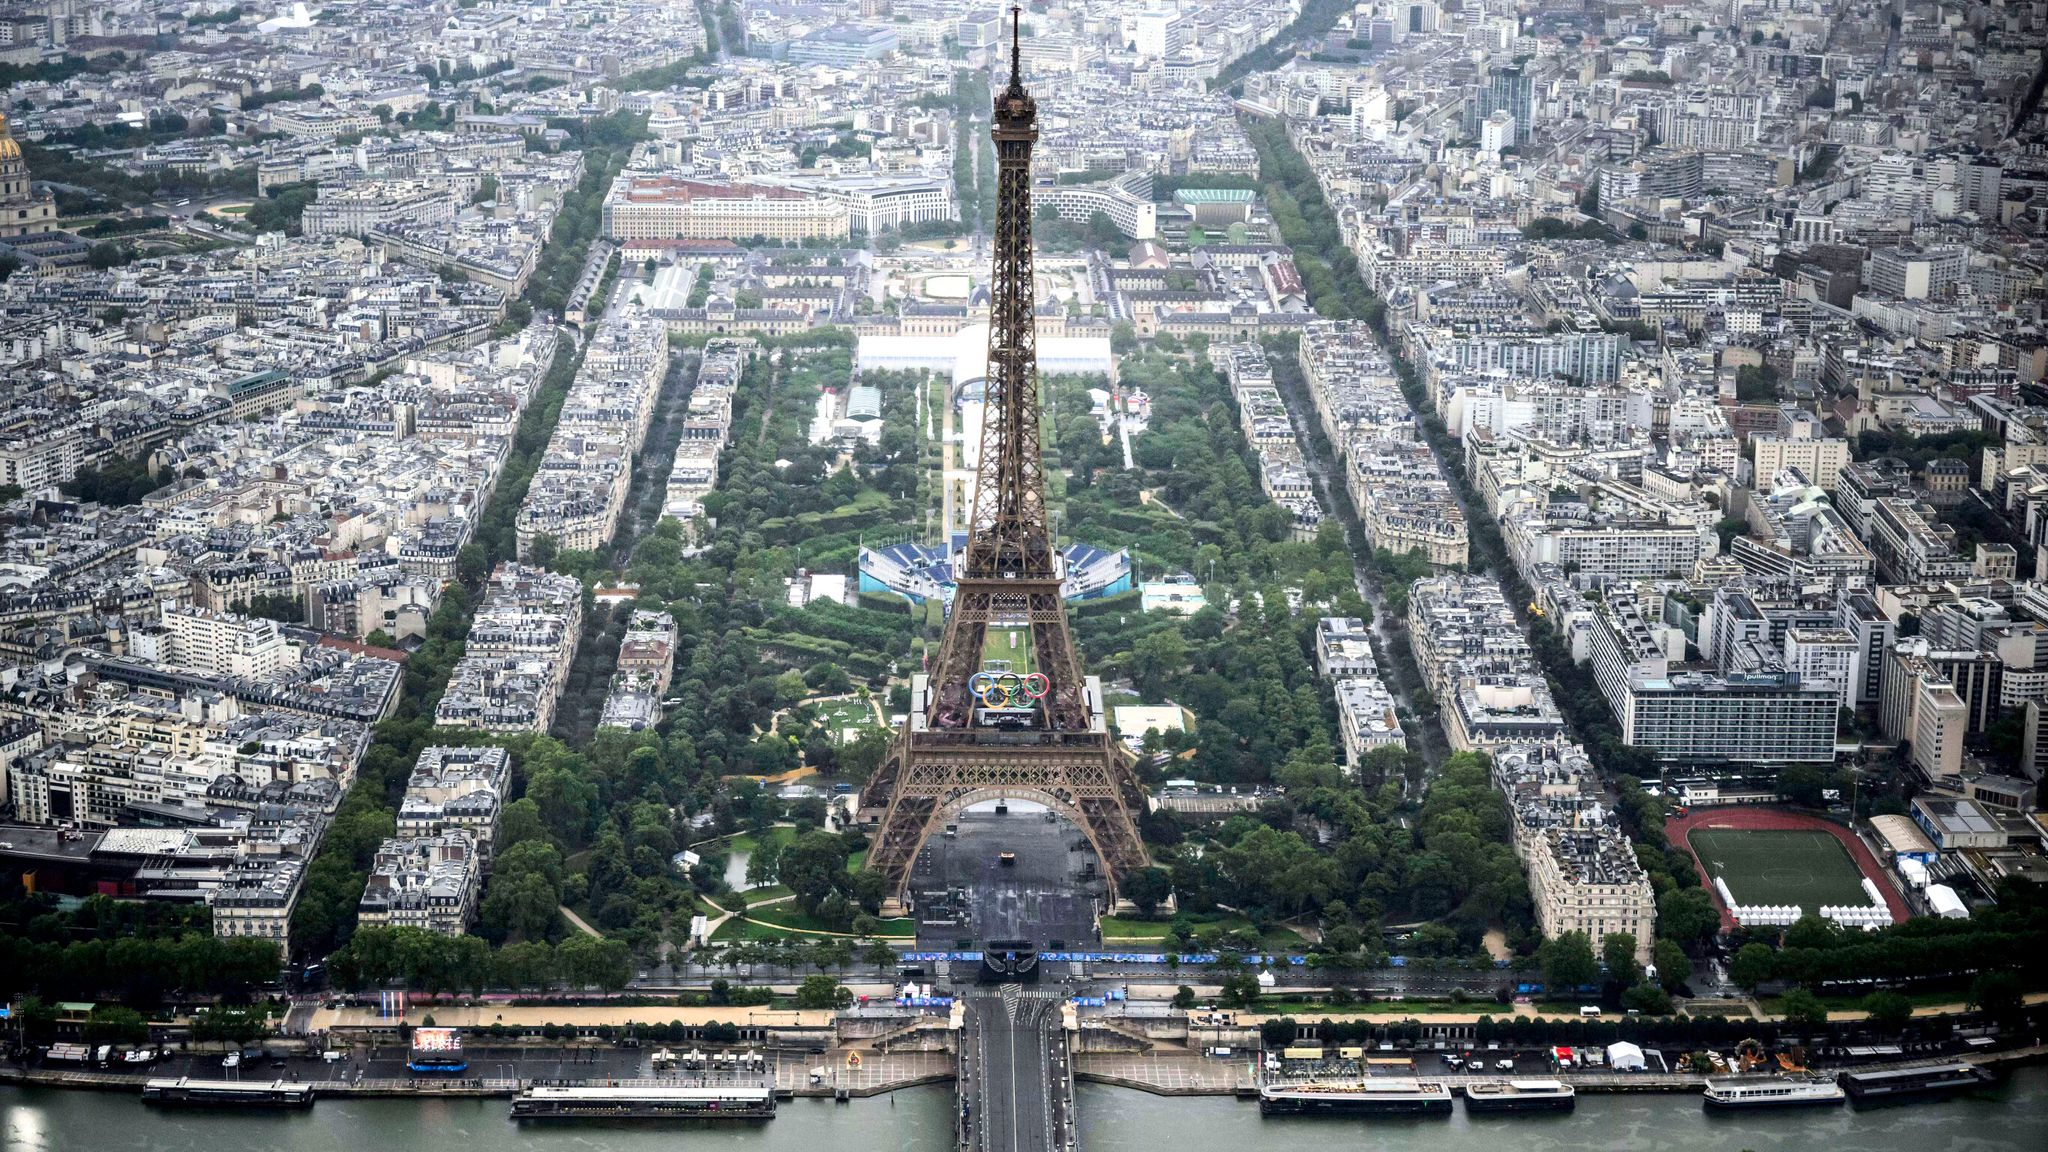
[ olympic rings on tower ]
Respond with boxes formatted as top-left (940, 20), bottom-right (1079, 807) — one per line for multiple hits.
top-left (971, 670), bottom-right (1052, 706)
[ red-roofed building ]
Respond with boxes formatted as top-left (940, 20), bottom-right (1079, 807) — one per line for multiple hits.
top-left (603, 175), bottom-right (850, 242)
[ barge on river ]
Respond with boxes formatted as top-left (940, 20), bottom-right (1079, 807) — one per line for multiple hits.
top-left (1840, 1063), bottom-right (1995, 1105)
top-left (1258, 1079), bottom-right (1454, 1116)
top-left (1462, 1079), bottom-right (1577, 1113)
top-left (510, 1083), bottom-right (776, 1121)
top-left (141, 1078), bottom-right (316, 1110)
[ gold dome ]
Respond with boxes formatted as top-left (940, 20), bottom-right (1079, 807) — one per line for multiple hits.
top-left (0, 113), bottom-right (16, 161)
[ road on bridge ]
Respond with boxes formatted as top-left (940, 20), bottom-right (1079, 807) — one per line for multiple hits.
top-left (961, 990), bottom-right (1070, 1152)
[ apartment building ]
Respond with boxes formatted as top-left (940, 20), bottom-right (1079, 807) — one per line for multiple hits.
top-left (1867, 496), bottom-right (1973, 584)
top-left (1445, 674), bottom-right (1569, 753)
top-left (1407, 575), bottom-right (1532, 697)
top-left (1494, 744), bottom-right (1656, 966)
top-left (1314, 616), bottom-right (1377, 679)
top-left (357, 829), bottom-right (481, 936)
top-left (1750, 435), bottom-right (1851, 490)
top-left (600, 609), bottom-right (679, 732)
top-left (1880, 640), bottom-right (1969, 784)
top-left (397, 746), bottom-right (510, 866)
top-left (434, 563), bottom-right (583, 733)
top-left (211, 856), bottom-right (308, 950)
top-left (1588, 589), bottom-right (1837, 764)
top-left (1334, 676), bottom-right (1406, 771)
top-left (159, 607), bottom-right (292, 680)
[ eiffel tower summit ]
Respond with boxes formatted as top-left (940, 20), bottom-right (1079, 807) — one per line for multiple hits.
top-left (857, 9), bottom-right (1148, 919)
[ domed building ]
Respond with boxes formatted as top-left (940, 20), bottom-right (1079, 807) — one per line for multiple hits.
top-left (0, 113), bottom-right (58, 239)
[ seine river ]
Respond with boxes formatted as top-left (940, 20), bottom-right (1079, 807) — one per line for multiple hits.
top-left (5, 1071), bottom-right (2044, 1152)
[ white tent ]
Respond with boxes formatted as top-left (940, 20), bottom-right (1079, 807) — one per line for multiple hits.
top-left (1926, 884), bottom-right (1969, 919)
top-left (1606, 1041), bottom-right (1646, 1072)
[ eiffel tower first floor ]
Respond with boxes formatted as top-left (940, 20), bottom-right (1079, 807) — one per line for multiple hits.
top-left (856, 672), bottom-right (1150, 918)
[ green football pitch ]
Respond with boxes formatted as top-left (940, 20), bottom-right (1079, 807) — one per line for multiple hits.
top-left (1689, 828), bottom-right (1871, 911)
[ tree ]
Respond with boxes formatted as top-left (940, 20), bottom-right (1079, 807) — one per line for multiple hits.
top-left (746, 840), bottom-right (783, 888)
top-left (777, 831), bottom-right (852, 917)
top-left (84, 1005), bottom-right (148, 1045)
top-left (1778, 762), bottom-right (1826, 806)
top-left (1969, 971), bottom-right (2024, 1022)
top-left (1537, 930), bottom-right (1599, 991)
top-left (1729, 942), bottom-right (1775, 993)
top-left (1861, 990), bottom-right (1913, 1032)
top-left (558, 935), bottom-right (632, 990)
top-left (1657, 887), bottom-right (1720, 945)
top-left (1778, 986), bottom-right (1829, 1029)
top-left (1172, 985), bottom-right (1196, 1008)
top-left (1125, 867), bottom-right (1173, 916)
top-left (1783, 913), bottom-right (1839, 952)
top-left (1218, 971), bottom-right (1261, 1007)
top-left (498, 798), bottom-right (550, 851)
top-left (481, 871), bottom-right (560, 941)
top-left (795, 974), bottom-right (851, 1009)
top-left (1622, 984), bottom-right (1673, 1015)
top-left (495, 940), bottom-right (557, 990)
top-left (1601, 933), bottom-right (1641, 989)
top-left (1652, 938), bottom-right (1691, 993)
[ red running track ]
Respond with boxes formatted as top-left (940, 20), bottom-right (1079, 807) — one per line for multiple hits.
top-left (1664, 805), bottom-right (1912, 933)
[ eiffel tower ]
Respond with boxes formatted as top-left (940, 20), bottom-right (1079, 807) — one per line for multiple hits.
top-left (859, 10), bottom-right (1148, 914)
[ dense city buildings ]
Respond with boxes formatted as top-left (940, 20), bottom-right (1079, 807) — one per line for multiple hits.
top-left (434, 563), bottom-right (584, 733)
top-left (0, 2), bottom-right (2044, 1107)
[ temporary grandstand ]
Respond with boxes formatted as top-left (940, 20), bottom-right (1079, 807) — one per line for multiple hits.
top-left (858, 533), bottom-right (1132, 605)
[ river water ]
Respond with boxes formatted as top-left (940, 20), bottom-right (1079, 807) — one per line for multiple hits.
top-left (4, 1071), bottom-right (2042, 1152)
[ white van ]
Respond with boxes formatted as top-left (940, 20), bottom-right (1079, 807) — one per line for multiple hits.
top-left (322, 1051), bottom-right (345, 1063)
top-left (1579, 1006), bottom-right (1602, 1018)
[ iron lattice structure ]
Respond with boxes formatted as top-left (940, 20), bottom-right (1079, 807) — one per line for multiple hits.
top-left (860, 12), bottom-right (1147, 909)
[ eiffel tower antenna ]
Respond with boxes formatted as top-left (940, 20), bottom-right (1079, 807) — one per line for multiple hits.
top-left (1008, 4), bottom-right (1022, 89)
top-left (856, 18), bottom-right (1148, 916)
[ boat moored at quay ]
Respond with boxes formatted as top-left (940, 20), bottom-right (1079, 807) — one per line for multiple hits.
top-left (1703, 1078), bottom-right (1847, 1110)
top-left (1258, 1079), bottom-right (1455, 1117)
top-left (1462, 1079), bottom-right (1577, 1113)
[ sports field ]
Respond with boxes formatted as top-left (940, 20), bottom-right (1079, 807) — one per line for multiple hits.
top-left (1688, 828), bottom-right (1870, 910)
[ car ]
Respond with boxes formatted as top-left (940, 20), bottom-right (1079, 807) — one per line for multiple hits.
top-left (1495, 1058), bottom-right (1515, 1071)
top-left (322, 1051), bottom-right (345, 1063)
top-left (221, 1053), bottom-right (241, 1069)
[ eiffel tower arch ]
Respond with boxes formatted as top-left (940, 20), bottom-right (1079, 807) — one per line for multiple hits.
top-left (859, 14), bottom-right (1148, 914)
